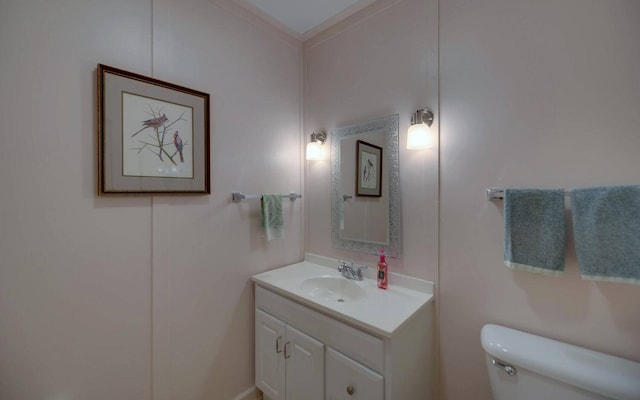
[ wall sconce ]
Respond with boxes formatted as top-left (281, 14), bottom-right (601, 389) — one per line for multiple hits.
top-left (407, 108), bottom-right (434, 149)
top-left (306, 131), bottom-right (327, 160)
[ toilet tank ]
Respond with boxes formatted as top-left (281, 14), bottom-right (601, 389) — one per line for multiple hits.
top-left (481, 324), bottom-right (640, 400)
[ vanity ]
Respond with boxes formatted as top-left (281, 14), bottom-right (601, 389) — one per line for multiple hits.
top-left (251, 254), bottom-right (434, 400)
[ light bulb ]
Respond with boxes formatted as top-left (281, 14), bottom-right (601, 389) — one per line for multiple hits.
top-left (306, 141), bottom-right (323, 160)
top-left (407, 123), bottom-right (433, 149)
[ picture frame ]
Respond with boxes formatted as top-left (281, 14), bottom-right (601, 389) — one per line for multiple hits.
top-left (97, 64), bottom-right (210, 195)
top-left (355, 140), bottom-right (383, 197)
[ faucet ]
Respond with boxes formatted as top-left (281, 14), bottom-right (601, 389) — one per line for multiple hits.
top-left (338, 260), bottom-right (368, 281)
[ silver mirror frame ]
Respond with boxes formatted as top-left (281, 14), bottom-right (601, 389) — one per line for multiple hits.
top-left (330, 114), bottom-right (402, 258)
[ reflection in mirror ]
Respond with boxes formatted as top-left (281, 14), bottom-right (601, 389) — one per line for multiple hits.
top-left (340, 135), bottom-right (388, 243)
top-left (331, 114), bottom-right (401, 258)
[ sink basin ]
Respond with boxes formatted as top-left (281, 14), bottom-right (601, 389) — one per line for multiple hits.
top-left (299, 276), bottom-right (367, 302)
top-left (252, 258), bottom-right (434, 337)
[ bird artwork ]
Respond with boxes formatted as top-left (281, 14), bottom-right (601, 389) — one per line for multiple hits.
top-left (173, 131), bottom-right (184, 162)
top-left (362, 159), bottom-right (375, 183)
top-left (127, 107), bottom-right (189, 167)
top-left (130, 113), bottom-right (169, 137)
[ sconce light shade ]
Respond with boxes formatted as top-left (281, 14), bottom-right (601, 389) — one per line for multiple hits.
top-left (306, 141), bottom-right (323, 160)
top-left (407, 123), bottom-right (433, 149)
top-left (407, 108), bottom-right (434, 149)
top-left (306, 131), bottom-right (327, 160)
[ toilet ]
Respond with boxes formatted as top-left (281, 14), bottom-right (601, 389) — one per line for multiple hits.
top-left (481, 324), bottom-right (640, 400)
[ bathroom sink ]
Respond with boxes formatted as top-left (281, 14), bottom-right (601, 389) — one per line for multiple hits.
top-left (299, 276), bottom-right (367, 302)
top-left (251, 255), bottom-right (434, 337)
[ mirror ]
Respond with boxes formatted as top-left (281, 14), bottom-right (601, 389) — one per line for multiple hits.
top-left (330, 114), bottom-right (401, 258)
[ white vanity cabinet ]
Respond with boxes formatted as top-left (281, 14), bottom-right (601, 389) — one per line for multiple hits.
top-left (255, 309), bottom-right (324, 400)
top-left (254, 281), bottom-right (433, 400)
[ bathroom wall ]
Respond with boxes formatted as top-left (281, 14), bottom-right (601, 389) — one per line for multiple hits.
top-left (303, 0), bottom-right (439, 281)
top-left (439, 0), bottom-right (640, 399)
top-left (4, 1), bottom-right (638, 400)
top-left (0, 0), bottom-right (302, 399)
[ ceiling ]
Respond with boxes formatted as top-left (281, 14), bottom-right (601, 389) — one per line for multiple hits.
top-left (235, 0), bottom-right (377, 40)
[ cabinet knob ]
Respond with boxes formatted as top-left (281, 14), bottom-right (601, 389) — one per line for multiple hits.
top-left (276, 336), bottom-right (283, 354)
top-left (346, 385), bottom-right (354, 395)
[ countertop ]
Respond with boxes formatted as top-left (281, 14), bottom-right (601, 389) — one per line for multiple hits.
top-left (251, 253), bottom-right (434, 337)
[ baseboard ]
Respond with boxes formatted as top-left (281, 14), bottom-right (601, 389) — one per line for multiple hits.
top-left (231, 386), bottom-right (262, 400)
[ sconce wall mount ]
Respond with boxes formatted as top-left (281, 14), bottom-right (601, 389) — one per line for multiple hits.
top-left (411, 108), bottom-right (434, 127)
top-left (310, 130), bottom-right (327, 145)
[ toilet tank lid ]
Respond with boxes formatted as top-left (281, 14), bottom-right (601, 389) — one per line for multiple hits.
top-left (481, 324), bottom-right (640, 400)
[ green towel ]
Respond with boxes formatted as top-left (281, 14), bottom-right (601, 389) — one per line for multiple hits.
top-left (261, 194), bottom-right (284, 241)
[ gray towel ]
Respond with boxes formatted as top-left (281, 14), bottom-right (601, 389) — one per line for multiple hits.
top-left (571, 185), bottom-right (640, 285)
top-left (504, 189), bottom-right (566, 275)
top-left (261, 194), bottom-right (284, 241)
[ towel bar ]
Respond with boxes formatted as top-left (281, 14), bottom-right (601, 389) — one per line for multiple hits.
top-left (487, 188), bottom-right (570, 201)
top-left (232, 192), bottom-right (302, 202)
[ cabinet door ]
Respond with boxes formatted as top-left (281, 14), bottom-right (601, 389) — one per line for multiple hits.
top-left (256, 309), bottom-right (286, 400)
top-left (326, 348), bottom-right (384, 400)
top-left (284, 325), bottom-right (324, 400)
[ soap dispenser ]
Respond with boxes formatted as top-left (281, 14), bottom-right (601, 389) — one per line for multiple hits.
top-left (377, 249), bottom-right (388, 289)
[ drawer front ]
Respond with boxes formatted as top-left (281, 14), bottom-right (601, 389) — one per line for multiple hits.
top-left (326, 348), bottom-right (384, 400)
top-left (255, 286), bottom-right (384, 373)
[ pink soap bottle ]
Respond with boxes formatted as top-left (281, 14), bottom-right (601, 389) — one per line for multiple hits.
top-left (377, 249), bottom-right (388, 289)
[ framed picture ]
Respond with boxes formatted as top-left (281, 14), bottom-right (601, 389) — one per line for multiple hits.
top-left (355, 140), bottom-right (383, 197)
top-left (97, 64), bottom-right (210, 195)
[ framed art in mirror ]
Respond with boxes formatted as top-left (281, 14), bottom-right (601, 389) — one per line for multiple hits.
top-left (97, 64), bottom-right (210, 195)
top-left (356, 140), bottom-right (382, 197)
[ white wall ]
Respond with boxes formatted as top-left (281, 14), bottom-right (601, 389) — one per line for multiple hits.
top-left (303, 0), bottom-right (439, 281)
top-left (0, 0), bottom-right (302, 399)
top-left (439, 0), bottom-right (640, 398)
top-left (4, 1), bottom-right (638, 399)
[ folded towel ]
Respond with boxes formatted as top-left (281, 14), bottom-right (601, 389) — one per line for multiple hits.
top-left (261, 194), bottom-right (284, 241)
top-left (571, 185), bottom-right (640, 285)
top-left (504, 189), bottom-right (566, 275)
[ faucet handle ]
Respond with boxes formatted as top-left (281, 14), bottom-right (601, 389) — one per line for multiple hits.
top-left (338, 260), bottom-right (351, 271)
top-left (353, 263), bottom-right (368, 279)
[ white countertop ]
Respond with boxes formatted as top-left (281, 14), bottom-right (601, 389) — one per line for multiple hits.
top-left (251, 254), bottom-right (434, 338)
